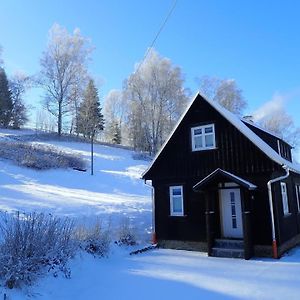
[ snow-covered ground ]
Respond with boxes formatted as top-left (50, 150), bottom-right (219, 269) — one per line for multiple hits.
top-left (0, 129), bottom-right (300, 300)
top-left (0, 132), bottom-right (152, 235)
top-left (5, 247), bottom-right (300, 300)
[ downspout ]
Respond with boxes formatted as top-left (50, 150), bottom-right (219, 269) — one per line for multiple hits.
top-left (144, 180), bottom-right (157, 244)
top-left (267, 165), bottom-right (289, 258)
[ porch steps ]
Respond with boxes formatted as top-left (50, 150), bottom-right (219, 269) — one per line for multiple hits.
top-left (211, 239), bottom-right (244, 259)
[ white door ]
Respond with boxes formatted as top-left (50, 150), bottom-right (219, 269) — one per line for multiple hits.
top-left (219, 188), bottom-right (243, 238)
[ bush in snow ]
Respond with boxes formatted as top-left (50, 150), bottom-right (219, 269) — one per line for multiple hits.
top-left (75, 220), bottom-right (111, 257)
top-left (115, 217), bottom-right (137, 246)
top-left (0, 212), bottom-right (75, 288)
top-left (131, 151), bottom-right (152, 161)
top-left (0, 141), bottom-right (85, 170)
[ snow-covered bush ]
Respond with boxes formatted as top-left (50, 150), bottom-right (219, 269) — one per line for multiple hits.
top-left (132, 151), bottom-right (152, 161)
top-left (115, 217), bottom-right (137, 246)
top-left (0, 212), bottom-right (75, 288)
top-left (75, 221), bottom-right (111, 257)
top-left (0, 141), bottom-right (85, 170)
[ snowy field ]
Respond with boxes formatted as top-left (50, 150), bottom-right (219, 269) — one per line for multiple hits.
top-left (6, 247), bottom-right (300, 300)
top-left (0, 129), bottom-right (300, 300)
top-left (0, 129), bottom-right (152, 236)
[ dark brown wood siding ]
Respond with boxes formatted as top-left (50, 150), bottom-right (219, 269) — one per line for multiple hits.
top-left (144, 95), bottom-right (279, 180)
top-left (144, 95), bottom-right (300, 248)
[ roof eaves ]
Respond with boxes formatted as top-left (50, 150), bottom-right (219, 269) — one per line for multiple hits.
top-left (193, 168), bottom-right (257, 191)
top-left (241, 118), bottom-right (293, 148)
top-left (200, 93), bottom-right (300, 175)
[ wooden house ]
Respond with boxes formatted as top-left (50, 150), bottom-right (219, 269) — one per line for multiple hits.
top-left (142, 93), bottom-right (300, 259)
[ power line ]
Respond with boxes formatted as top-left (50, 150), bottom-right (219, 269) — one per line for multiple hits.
top-left (135, 0), bottom-right (178, 74)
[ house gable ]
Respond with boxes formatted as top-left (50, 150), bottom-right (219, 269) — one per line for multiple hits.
top-left (143, 93), bottom-right (300, 181)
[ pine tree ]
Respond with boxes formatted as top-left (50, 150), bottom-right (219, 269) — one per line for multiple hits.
top-left (112, 121), bottom-right (121, 144)
top-left (77, 79), bottom-right (104, 139)
top-left (9, 72), bottom-right (29, 129)
top-left (0, 68), bottom-right (13, 127)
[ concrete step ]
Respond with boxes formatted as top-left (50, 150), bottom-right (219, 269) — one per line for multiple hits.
top-left (211, 247), bottom-right (245, 259)
top-left (214, 239), bottom-right (244, 250)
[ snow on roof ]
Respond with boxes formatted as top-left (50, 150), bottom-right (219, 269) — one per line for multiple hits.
top-left (203, 93), bottom-right (300, 174)
top-left (241, 118), bottom-right (292, 147)
top-left (142, 93), bottom-right (300, 178)
top-left (193, 168), bottom-right (257, 191)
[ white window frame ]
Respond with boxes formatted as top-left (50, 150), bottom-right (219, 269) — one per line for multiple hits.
top-left (281, 182), bottom-right (290, 215)
top-left (191, 124), bottom-right (216, 151)
top-left (296, 185), bottom-right (300, 213)
top-left (169, 185), bottom-right (184, 216)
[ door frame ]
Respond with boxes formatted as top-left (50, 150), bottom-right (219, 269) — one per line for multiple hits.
top-left (219, 187), bottom-right (244, 239)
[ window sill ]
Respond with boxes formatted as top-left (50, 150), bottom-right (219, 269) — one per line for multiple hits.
top-left (169, 214), bottom-right (187, 218)
top-left (192, 147), bottom-right (217, 152)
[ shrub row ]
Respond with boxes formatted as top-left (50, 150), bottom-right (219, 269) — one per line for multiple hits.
top-left (0, 141), bottom-right (85, 170)
top-left (0, 212), bottom-right (137, 289)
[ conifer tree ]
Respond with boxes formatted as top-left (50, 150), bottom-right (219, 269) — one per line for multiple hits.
top-left (77, 79), bottom-right (104, 139)
top-left (112, 121), bottom-right (121, 144)
top-left (0, 68), bottom-right (13, 127)
top-left (9, 72), bottom-right (30, 129)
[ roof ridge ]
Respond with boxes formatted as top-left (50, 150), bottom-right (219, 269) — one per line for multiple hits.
top-left (241, 118), bottom-right (292, 146)
top-left (142, 92), bottom-right (300, 178)
top-left (200, 93), bottom-right (300, 173)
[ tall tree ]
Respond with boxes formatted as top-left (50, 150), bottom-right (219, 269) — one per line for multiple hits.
top-left (9, 72), bottom-right (30, 128)
top-left (76, 79), bottom-right (104, 139)
top-left (123, 49), bottom-right (189, 155)
top-left (0, 68), bottom-right (13, 127)
top-left (103, 89), bottom-right (127, 143)
top-left (39, 23), bottom-right (92, 136)
top-left (198, 76), bottom-right (246, 116)
top-left (111, 121), bottom-right (122, 144)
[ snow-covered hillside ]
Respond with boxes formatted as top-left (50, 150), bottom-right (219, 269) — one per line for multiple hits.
top-left (0, 130), bottom-right (152, 238)
top-left (1, 129), bottom-right (300, 300)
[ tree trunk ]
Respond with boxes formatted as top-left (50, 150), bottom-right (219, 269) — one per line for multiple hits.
top-left (91, 132), bottom-right (94, 175)
top-left (58, 101), bottom-right (62, 136)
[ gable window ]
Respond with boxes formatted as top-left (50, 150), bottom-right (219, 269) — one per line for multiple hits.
top-left (169, 186), bottom-right (184, 216)
top-left (281, 182), bottom-right (290, 215)
top-left (191, 124), bottom-right (216, 151)
top-left (296, 185), bottom-right (300, 213)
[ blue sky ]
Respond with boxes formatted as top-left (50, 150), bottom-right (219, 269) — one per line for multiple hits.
top-left (0, 0), bottom-right (300, 127)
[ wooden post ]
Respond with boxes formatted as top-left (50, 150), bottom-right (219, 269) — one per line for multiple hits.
top-left (242, 190), bottom-right (254, 259)
top-left (205, 192), bottom-right (215, 256)
top-left (91, 133), bottom-right (94, 176)
top-left (243, 211), bottom-right (252, 259)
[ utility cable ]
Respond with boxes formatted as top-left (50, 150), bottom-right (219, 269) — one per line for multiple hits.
top-left (135, 0), bottom-right (178, 74)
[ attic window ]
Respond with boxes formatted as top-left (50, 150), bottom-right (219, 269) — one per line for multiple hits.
top-left (191, 124), bottom-right (216, 151)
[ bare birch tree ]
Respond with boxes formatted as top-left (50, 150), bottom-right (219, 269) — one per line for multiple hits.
top-left (103, 89), bottom-right (127, 143)
top-left (198, 76), bottom-right (246, 115)
top-left (39, 24), bottom-right (92, 136)
top-left (123, 49), bottom-right (189, 155)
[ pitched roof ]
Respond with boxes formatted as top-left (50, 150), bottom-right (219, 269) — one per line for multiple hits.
top-left (142, 93), bottom-right (300, 178)
top-left (193, 168), bottom-right (257, 191)
top-left (241, 118), bottom-right (293, 147)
